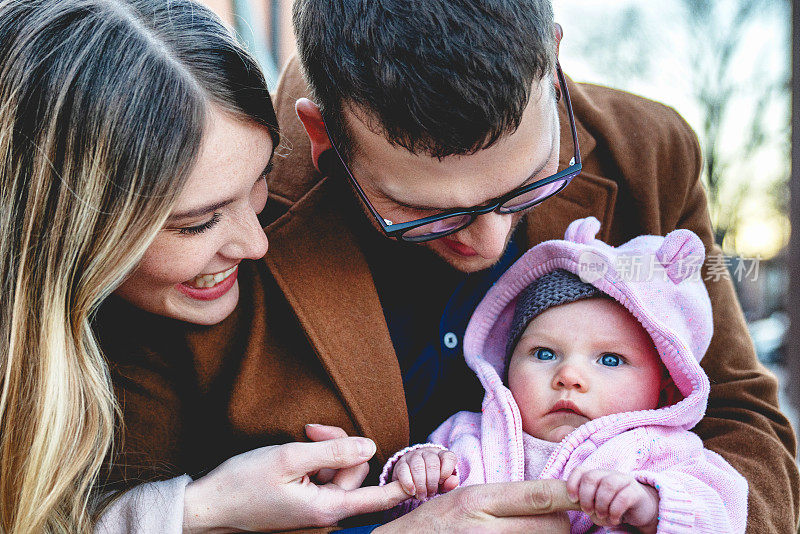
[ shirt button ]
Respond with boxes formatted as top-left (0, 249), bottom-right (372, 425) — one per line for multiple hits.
top-left (443, 332), bottom-right (458, 349)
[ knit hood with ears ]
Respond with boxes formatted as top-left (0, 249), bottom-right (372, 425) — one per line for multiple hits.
top-left (461, 216), bottom-right (714, 483)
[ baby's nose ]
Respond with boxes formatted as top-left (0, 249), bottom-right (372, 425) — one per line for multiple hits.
top-left (552, 364), bottom-right (587, 392)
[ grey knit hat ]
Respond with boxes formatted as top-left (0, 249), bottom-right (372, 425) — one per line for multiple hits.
top-left (506, 269), bottom-right (604, 356)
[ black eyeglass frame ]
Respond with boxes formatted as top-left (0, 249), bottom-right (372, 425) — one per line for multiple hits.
top-left (323, 62), bottom-right (582, 243)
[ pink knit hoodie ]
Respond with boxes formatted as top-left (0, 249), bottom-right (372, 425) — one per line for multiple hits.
top-left (381, 217), bottom-right (748, 533)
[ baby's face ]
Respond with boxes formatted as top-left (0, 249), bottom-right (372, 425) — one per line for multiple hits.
top-left (507, 297), bottom-right (665, 442)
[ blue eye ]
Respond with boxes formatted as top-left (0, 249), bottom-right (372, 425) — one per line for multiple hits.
top-left (599, 353), bottom-right (622, 367)
top-left (534, 348), bottom-right (556, 361)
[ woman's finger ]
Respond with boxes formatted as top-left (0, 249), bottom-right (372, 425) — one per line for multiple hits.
top-left (276, 437), bottom-right (376, 478)
top-left (331, 458), bottom-right (370, 490)
top-left (475, 480), bottom-right (580, 517)
top-left (305, 423), bottom-right (349, 442)
top-left (329, 480), bottom-right (412, 520)
top-left (305, 424), bottom-right (350, 483)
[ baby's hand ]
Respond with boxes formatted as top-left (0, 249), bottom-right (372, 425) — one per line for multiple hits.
top-left (566, 468), bottom-right (659, 532)
top-left (391, 446), bottom-right (459, 500)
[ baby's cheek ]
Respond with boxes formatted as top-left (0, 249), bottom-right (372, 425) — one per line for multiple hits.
top-left (607, 381), bottom-right (661, 413)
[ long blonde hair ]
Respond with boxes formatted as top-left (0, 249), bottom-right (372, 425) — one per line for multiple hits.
top-left (0, 1), bottom-right (278, 532)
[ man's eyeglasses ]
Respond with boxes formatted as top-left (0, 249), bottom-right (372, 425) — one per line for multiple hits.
top-left (323, 62), bottom-right (582, 243)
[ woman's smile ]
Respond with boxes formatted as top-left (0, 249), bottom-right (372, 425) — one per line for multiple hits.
top-left (183, 264), bottom-right (239, 289)
top-left (177, 264), bottom-right (239, 301)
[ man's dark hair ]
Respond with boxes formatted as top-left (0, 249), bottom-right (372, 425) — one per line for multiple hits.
top-left (293, 0), bottom-right (556, 162)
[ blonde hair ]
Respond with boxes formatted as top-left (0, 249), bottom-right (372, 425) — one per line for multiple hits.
top-left (0, 1), bottom-right (277, 532)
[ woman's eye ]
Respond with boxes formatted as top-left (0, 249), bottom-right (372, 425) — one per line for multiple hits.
top-left (177, 212), bottom-right (222, 236)
top-left (534, 348), bottom-right (556, 361)
top-left (599, 353), bottom-right (622, 367)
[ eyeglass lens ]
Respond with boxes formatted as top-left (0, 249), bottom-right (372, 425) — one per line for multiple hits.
top-left (401, 213), bottom-right (474, 242)
top-left (498, 176), bottom-right (571, 213)
top-left (400, 170), bottom-right (579, 242)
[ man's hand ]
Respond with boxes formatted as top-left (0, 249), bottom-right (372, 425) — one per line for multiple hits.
top-left (566, 468), bottom-right (659, 532)
top-left (391, 446), bottom-right (459, 500)
top-left (374, 479), bottom-right (579, 533)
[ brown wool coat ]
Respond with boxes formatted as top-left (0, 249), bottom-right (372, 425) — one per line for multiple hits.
top-left (97, 57), bottom-right (799, 533)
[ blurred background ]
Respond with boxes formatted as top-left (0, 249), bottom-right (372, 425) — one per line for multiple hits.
top-left (198, 0), bottom-right (799, 436)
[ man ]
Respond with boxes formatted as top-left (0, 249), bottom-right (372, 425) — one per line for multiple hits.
top-left (104, 0), bottom-right (798, 532)
top-left (265, 0), bottom-right (797, 531)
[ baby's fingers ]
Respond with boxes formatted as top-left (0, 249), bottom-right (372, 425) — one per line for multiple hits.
top-left (392, 460), bottom-right (415, 497)
top-left (438, 451), bottom-right (457, 483)
top-left (408, 454), bottom-right (430, 501)
top-left (592, 473), bottom-right (629, 523)
top-left (565, 467), bottom-right (584, 502)
top-left (607, 484), bottom-right (640, 525)
top-left (422, 450), bottom-right (442, 498)
top-left (575, 469), bottom-right (611, 516)
top-left (441, 473), bottom-right (460, 493)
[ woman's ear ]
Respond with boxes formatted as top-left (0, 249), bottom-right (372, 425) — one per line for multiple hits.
top-left (295, 98), bottom-right (333, 171)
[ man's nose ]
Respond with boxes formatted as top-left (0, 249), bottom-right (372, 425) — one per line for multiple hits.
top-left (455, 211), bottom-right (513, 260)
top-left (552, 363), bottom-right (588, 392)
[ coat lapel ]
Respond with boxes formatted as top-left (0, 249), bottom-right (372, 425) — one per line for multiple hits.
top-left (525, 78), bottom-right (618, 244)
top-left (264, 179), bottom-right (410, 460)
top-left (525, 170), bottom-right (617, 244)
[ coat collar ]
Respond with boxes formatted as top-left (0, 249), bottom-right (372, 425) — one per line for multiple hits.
top-left (264, 178), bottom-right (410, 460)
top-left (524, 79), bottom-right (617, 244)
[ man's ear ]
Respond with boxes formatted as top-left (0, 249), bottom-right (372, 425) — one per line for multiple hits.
top-left (295, 98), bottom-right (333, 171)
top-left (554, 22), bottom-right (563, 58)
top-left (553, 23), bottom-right (564, 101)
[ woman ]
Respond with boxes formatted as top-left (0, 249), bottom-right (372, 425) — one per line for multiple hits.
top-left (0, 1), bottom-right (408, 532)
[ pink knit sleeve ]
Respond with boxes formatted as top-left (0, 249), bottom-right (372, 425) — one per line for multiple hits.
top-left (428, 410), bottom-right (487, 487)
top-left (378, 410), bottom-right (486, 519)
top-left (629, 428), bottom-right (748, 533)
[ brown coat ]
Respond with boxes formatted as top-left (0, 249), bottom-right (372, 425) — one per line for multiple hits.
top-left (97, 57), bottom-right (799, 533)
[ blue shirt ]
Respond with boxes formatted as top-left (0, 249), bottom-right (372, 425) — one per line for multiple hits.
top-left (369, 232), bottom-right (523, 443)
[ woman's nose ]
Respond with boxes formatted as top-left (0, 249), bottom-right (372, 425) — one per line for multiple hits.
top-left (220, 210), bottom-right (269, 260)
top-left (552, 364), bottom-right (588, 392)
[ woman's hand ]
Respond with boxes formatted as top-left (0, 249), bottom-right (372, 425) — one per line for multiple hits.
top-left (182, 425), bottom-right (409, 533)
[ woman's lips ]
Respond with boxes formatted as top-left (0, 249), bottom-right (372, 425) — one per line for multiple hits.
top-left (176, 265), bottom-right (238, 301)
top-left (439, 236), bottom-right (479, 257)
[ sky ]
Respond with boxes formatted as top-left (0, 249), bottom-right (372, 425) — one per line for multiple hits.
top-left (553, 0), bottom-right (791, 258)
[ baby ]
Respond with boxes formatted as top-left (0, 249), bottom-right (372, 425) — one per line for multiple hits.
top-left (380, 217), bottom-right (748, 533)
